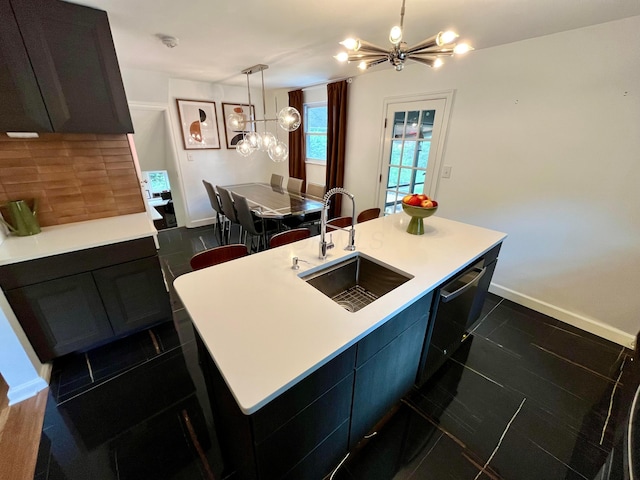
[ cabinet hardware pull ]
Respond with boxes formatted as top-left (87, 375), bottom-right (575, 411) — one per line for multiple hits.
top-left (440, 266), bottom-right (487, 303)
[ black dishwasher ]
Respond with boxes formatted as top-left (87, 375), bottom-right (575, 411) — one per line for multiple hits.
top-left (416, 243), bottom-right (501, 386)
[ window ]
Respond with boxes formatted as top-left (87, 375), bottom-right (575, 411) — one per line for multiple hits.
top-left (304, 103), bottom-right (327, 162)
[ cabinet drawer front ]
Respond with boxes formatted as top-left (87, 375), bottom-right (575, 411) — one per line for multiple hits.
top-left (5, 272), bottom-right (112, 362)
top-left (356, 291), bottom-right (432, 367)
top-left (0, 237), bottom-right (157, 290)
top-left (92, 256), bottom-right (171, 336)
top-left (255, 373), bottom-right (354, 480)
top-left (251, 345), bottom-right (356, 444)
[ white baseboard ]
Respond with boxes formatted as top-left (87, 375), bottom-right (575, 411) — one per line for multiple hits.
top-left (490, 283), bottom-right (636, 350)
top-left (7, 375), bottom-right (48, 406)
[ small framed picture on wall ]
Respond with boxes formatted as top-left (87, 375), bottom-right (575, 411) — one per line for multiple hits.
top-left (222, 103), bottom-right (256, 149)
top-left (176, 99), bottom-right (221, 149)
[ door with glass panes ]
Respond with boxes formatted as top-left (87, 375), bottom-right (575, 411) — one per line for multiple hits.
top-left (378, 99), bottom-right (448, 214)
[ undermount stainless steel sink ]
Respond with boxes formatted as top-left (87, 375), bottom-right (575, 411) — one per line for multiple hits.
top-left (300, 253), bottom-right (413, 312)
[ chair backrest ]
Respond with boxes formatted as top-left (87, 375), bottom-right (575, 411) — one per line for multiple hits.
top-left (357, 207), bottom-right (381, 223)
top-left (190, 244), bottom-right (248, 270)
top-left (287, 177), bottom-right (304, 194)
top-left (216, 186), bottom-right (238, 223)
top-left (230, 191), bottom-right (261, 235)
top-left (270, 173), bottom-right (284, 188)
top-left (269, 228), bottom-right (311, 248)
top-left (306, 182), bottom-right (325, 199)
top-left (203, 180), bottom-right (224, 215)
top-left (327, 216), bottom-right (352, 229)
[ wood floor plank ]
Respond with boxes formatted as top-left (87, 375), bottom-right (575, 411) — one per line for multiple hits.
top-left (0, 375), bottom-right (48, 480)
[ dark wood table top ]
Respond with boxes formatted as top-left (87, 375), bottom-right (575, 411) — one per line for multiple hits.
top-left (224, 183), bottom-right (324, 219)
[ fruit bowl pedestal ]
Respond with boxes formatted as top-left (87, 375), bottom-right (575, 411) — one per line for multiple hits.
top-left (401, 204), bottom-right (438, 235)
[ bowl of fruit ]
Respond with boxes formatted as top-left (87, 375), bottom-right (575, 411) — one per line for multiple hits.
top-left (401, 194), bottom-right (438, 235)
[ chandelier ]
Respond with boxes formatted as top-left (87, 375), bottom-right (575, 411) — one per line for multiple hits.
top-left (335, 0), bottom-right (473, 72)
top-left (227, 64), bottom-right (301, 162)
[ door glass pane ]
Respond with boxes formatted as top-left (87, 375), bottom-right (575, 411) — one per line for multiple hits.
top-left (393, 112), bottom-right (406, 138)
top-left (401, 142), bottom-right (416, 167)
top-left (398, 168), bottom-right (412, 189)
top-left (420, 110), bottom-right (435, 139)
top-left (416, 142), bottom-right (430, 169)
top-left (390, 141), bottom-right (403, 165)
top-left (387, 167), bottom-right (400, 188)
top-left (406, 111), bottom-right (420, 137)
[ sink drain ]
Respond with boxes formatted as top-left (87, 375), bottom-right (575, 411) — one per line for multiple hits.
top-left (337, 301), bottom-right (355, 312)
top-left (332, 285), bottom-right (379, 313)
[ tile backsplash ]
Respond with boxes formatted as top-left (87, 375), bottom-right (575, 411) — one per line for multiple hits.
top-left (0, 133), bottom-right (145, 227)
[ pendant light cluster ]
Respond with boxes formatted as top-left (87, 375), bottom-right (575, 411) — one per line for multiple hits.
top-left (227, 64), bottom-right (301, 162)
top-left (335, 0), bottom-right (473, 72)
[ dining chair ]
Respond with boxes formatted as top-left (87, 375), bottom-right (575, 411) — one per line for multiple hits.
top-left (269, 228), bottom-right (311, 249)
top-left (357, 207), bottom-right (381, 223)
top-left (203, 180), bottom-right (228, 244)
top-left (286, 177), bottom-right (304, 194)
top-left (327, 216), bottom-right (353, 229)
top-left (231, 191), bottom-right (276, 253)
top-left (190, 244), bottom-right (248, 270)
top-left (216, 186), bottom-right (241, 244)
top-left (306, 182), bottom-right (325, 199)
top-left (270, 173), bottom-right (284, 189)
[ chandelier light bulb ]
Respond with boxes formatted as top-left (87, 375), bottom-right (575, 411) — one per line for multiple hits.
top-left (259, 132), bottom-right (277, 152)
top-left (389, 26), bottom-right (403, 45)
top-left (226, 112), bottom-right (246, 131)
top-left (236, 139), bottom-right (254, 157)
top-left (268, 141), bottom-right (289, 163)
top-left (277, 107), bottom-right (301, 132)
top-left (357, 61), bottom-right (368, 71)
top-left (340, 38), bottom-right (360, 51)
top-left (334, 51), bottom-right (349, 62)
top-left (437, 30), bottom-right (458, 46)
top-left (245, 131), bottom-right (262, 150)
top-left (433, 58), bottom-right (444, 68)
top-left (453, 43), bottom-right (473, 55)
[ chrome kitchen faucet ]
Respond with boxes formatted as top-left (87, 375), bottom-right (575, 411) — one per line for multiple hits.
top-left (319, 187), bottom-right (356, 259)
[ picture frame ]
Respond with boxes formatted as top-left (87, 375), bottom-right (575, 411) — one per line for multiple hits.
top-left (222, 103), bottom-right (256, 149)
top-left (176, 99), bottom-right (221, 150)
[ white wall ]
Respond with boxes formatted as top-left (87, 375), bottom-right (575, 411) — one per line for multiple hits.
top-left (344, 16), bottom-right (640, 346)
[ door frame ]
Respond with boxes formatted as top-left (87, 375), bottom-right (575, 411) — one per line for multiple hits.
top-left (375, 90), bottom-right (455, 211)
top-left (128, 102), bottom-right (186, 228)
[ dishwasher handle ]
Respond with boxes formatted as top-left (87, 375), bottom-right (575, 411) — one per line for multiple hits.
top-left (440, 266), bottom-right (487, 303)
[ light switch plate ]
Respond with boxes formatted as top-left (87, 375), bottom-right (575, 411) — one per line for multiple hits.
top-left (442, 166), bottom-right (452, 178)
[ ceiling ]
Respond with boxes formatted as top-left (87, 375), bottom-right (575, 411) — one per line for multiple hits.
top-left (70, 0), bottom-right (640, 90)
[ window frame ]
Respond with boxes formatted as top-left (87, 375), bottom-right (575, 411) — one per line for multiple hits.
top-left (303, 101), bottom-right (328, 165)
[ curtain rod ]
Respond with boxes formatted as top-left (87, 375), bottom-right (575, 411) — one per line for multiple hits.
top-left (299, 76), bottom-right (353, 92)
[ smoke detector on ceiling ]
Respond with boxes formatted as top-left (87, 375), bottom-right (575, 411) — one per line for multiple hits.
top-left (157, 34), bottom-right (179, 48)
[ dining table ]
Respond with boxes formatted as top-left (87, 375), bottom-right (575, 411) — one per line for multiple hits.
top-left (223, 182), bottom-right (324, 220)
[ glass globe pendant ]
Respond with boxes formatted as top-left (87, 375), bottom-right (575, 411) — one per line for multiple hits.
top-left (236, 139), bottom-right (254, 157)
top-left (245, 131), bottom-right (262, 150)
top-left (268, 140), bottom-right (288, 163)
top-left (277, 107), bottom-right (301, 132)
top-left (259, 132), bottom-right (277, 152)
top-left (226, 112), bottom-right (246, 131)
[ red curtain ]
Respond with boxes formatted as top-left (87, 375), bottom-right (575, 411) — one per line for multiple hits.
top-left (326, 80), bottom-right (348, 218)
top-left (288, 89), bottom-right (306, 190)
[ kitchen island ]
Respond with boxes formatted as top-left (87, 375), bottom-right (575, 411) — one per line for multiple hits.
top-left (174, 212), bottom-right (506, 479)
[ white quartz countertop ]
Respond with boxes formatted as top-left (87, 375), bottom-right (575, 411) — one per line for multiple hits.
top-left (174, 213), bottom-right (507, 415)
top-left (0, 213), bottom-right (157, 266)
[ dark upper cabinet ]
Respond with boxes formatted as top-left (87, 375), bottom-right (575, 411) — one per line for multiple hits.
top-left (0, 0), bottom-right (52, 132)
top-left (0, 0), bottom-right (133, 133)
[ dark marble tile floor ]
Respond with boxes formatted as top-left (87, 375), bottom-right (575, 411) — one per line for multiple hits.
top-left (33, 225), bottom-right (637, 480)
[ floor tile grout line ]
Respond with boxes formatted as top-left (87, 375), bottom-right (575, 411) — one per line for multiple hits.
top-left (531, 343), bottom-right (622, 383)
top-left (600, 356), bottom-right (626, 445)
top-left (473, 397), bottom-right (526, 480)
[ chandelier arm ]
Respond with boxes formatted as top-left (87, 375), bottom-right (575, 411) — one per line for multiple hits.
top-left (404, 35), bottom-right (440, 55)
top-left (346, 53), bottom-right (387, 61)
top-left (363, 57), bottom-right (389, 69)
top-left (410, 45), bottom-right (455, 55)
top-left (356, 40), bottom-right (392, 55)
top-left (399, 0), bottom-right (406, 30)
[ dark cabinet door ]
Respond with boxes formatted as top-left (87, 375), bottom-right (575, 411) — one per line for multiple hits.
top-left (5, 273), bottom-right (113, 362)
top-left (10, 0), bottom-right (133, 133)
top-left (0, 0), bottom-right (52, 132)
top-left (350, 314), bottom-right (428, 448)
top-left (92, 256), bottom-right (171, 336)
